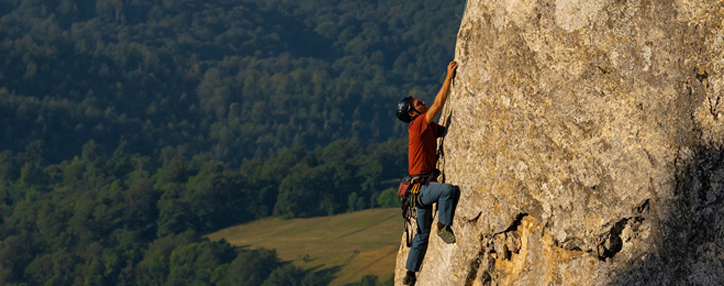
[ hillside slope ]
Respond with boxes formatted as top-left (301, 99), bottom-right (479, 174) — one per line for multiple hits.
top-left (208, 208), bottom-right (400, 285)
top-left (395, 0), bottom-right (724, 285)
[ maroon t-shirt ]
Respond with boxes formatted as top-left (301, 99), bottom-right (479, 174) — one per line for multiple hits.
top-left (408, 113), bottom-right (443, 175)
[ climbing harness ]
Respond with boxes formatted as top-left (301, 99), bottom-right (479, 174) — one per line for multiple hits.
top-left (399, 171), bottom-right (439, 247)
top-left (401, 179), bottom-right (422, 247)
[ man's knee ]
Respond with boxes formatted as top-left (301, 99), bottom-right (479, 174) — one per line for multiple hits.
top-left (418, 232), bottom-right (430, 240)
top-left (442, 183), bottom-right (458, 196)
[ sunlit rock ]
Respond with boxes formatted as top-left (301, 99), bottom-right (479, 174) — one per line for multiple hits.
top-left (396, 0), bottom-right (724, 285)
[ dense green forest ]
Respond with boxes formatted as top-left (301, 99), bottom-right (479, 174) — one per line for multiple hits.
top-left (0, 0), bottom-right (463, 284)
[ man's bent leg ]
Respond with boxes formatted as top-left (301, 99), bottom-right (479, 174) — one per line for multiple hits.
top-left (405, 205), bottom-right (432, 272)
top-left (420, 183), bottom-right (460, 226)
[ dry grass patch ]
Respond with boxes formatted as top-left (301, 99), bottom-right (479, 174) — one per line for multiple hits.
top-left (207, 208), bottom-right (401, 285)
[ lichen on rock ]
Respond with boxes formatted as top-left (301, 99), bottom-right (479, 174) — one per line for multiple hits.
top-left (395, 0), bottom-right (724, 285)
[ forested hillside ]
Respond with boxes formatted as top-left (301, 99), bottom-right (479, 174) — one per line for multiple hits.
top-left (1, 0), bottom-right (461, 163)
top-left (0, 0), bottom-right (463, 284)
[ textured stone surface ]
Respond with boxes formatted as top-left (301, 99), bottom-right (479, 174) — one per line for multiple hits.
top-left (395, 0), bottom-right (724, 285)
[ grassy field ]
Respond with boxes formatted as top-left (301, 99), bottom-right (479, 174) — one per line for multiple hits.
top-left (207, 208), bottom-right (402, 286)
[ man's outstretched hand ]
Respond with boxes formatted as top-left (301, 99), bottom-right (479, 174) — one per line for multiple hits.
top-left (447, 61), bottom-right (458, 79)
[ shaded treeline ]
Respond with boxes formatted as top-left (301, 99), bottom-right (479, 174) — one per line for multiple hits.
top-left (0, 0), bottom-right (463, 284)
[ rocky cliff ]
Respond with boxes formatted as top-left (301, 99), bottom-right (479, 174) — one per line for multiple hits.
top-left (395, 0), bottom-right (724, 285)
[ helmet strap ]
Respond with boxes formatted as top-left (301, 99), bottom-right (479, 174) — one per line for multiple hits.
top-left (409, 107), bottom-right (421, 120)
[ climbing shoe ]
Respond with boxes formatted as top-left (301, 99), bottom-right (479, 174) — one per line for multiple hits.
top-left (402, 271), bottom-right (416, 285)
top-left (437, 225), bottom-right (456, 244)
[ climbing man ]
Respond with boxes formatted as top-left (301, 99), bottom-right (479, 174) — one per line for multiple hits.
top-left (396, 60), bottom-right (461, 285)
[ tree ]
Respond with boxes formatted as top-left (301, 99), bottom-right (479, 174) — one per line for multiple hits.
top-left (0, 151), bottom-right (19, 184)
top-left (260, 264), bottom-right (305, 286)
top-left (134, 232), bottom-right (196, 286)
top-left (215, 248), bottom-right (281, 286)
top-left (184, 160), bottom-right (247, 231)
top-left (0, 235), bottom-right (35, 284)
top-left (156, 184), bottom-right (194, 237)
top-left (165, 240), bottom-right (235, 286)
top-left (274, 163), bottom-right (324, 218)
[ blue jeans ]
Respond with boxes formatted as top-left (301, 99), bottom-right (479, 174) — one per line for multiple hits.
top-left (405, 182), bottom-right (461, 272)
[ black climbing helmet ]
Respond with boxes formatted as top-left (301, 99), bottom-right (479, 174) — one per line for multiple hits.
top-left (396, 96), bottom-right (416, 123)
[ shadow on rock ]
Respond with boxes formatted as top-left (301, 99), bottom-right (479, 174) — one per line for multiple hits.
top-left (613, 147), bottom-right (724, 285)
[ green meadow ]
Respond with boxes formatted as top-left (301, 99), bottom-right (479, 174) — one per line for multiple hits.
top-left (208, 208), bottom-right (402, 285)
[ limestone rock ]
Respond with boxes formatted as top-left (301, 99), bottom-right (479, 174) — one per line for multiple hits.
top-left (395, 0), bottom-right (724, 285)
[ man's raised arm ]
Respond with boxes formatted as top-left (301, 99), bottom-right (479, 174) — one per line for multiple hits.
top-left (426, 61), bottom-right (458, 125)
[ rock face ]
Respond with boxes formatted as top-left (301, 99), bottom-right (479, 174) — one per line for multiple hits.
top-left (395, 0), bottom-right (724, 285)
